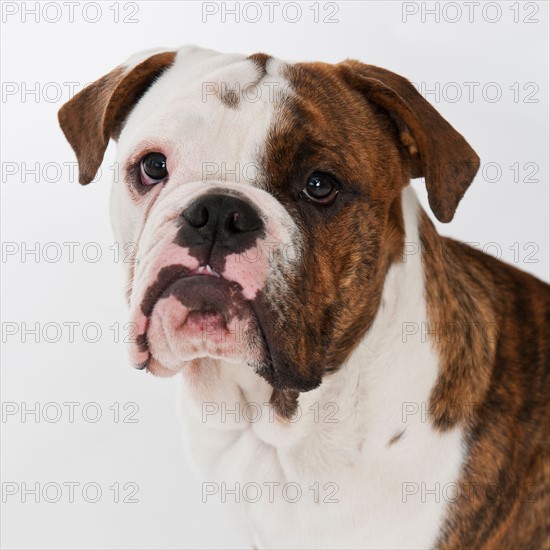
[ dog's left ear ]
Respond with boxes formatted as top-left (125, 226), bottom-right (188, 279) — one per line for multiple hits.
top-left (340, 60), bottom-right (480, 223)
top-left (58, 49), bottom-right (176, 185)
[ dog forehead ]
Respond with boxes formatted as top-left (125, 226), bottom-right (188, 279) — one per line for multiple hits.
top-left (118, 46), bottom-right (292, 180)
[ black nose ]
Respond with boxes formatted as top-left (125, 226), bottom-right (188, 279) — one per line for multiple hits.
top-left (178, 193), bottom-right (265, 263)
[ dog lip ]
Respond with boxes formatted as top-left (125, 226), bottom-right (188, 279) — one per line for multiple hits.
top-left (140, 265), bottom-right (241, 316)
top-left (138, 266), bottom-right (244, 334)
top-left (134, 264), bottom-right (249, 370)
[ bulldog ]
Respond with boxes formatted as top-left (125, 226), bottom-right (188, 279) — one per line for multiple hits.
top-left (58, 46), bottom-right (549, 549)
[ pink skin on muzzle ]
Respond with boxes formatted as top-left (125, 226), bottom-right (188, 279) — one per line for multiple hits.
top-left (127, 233), bottom-right (270, 375)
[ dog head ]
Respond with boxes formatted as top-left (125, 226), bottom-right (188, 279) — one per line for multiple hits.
top-left (59, 46), bottom-right (479, 409)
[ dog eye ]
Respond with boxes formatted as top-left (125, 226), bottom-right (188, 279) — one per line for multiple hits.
top-left (301, 172), bottom-right (339, 205)
top-left (140, 153), bottom-right (168, 185)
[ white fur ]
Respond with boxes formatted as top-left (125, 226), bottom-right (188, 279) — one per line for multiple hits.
top-left (111, 46), bottom-right (292, 259)
top-left (177, 187), bottom-right (465, 549)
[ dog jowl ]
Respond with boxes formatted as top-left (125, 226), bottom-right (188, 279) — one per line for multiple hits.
top-left (59, 46), bottom-right (549, 549)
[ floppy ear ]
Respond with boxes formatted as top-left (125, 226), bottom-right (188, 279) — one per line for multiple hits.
top-left (58, 50), bottom-right (176, 185)
top-left (340, 60), bottom-right (480, 223)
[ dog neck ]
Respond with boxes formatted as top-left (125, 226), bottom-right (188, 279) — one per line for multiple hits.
top-left (177, 185), bottom-right (466, 549)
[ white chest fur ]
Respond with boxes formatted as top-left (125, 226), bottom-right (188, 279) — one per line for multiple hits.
top-left (177, 187), bottom-right (465, 549)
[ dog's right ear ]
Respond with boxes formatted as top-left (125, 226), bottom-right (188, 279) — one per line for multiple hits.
top-left (58, 50), bottom-right (176, 185)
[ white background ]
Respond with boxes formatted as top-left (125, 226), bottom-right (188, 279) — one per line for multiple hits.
top-left (1, 1), bottom-right (548, 548)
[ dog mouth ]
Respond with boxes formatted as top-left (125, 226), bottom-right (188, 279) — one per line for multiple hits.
top-left (128, 258), bottom-right (322, 402)
top-left (141, 264), bottom-right (241, 317)
top-left (130, 263), bottom-right (264, 373)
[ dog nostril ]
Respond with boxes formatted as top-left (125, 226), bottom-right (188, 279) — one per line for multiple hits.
top-left (228, 210), bottom-right (261, 233)
top-left (182, 205), bottom-right (208, 228)
top-left (227, 211), bottom-right (241, 232)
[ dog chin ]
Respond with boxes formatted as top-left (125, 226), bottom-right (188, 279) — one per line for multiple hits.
top-left (143, 276), bottom-right (266, 376)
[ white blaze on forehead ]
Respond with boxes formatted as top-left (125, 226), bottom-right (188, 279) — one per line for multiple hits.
top-left (116, 46), bottom-right (290, 187)
top-left (112, 46), bottom-right (293, 256)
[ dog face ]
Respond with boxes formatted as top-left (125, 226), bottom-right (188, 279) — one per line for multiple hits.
top-left (59, 46), bottom-right (479, 402)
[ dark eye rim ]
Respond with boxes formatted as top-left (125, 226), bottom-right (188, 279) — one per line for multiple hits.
top-left (140, 152), bottom-right (168, 186)
top-left (300, 171), bottom-right (340, 206)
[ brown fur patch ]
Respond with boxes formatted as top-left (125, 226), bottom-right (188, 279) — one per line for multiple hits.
top-left (219, 88), bottom-right (240, 109)
top-left (254, 57), bottom-right (478, 397)
top-left (252, 61), bottom-right (409, 396)
top-left (419, 213), bottom-right (550, 548)
top-left (421, 212), bottom-right (496, 429)
top-left (261, 62), bottom-right (549, 546)
top-left (387, 430), bottom-right (405, 447)
top-left (247, 52), bottom-right (271, 77)
top-left (269, 389), bottom-right (299, 420)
